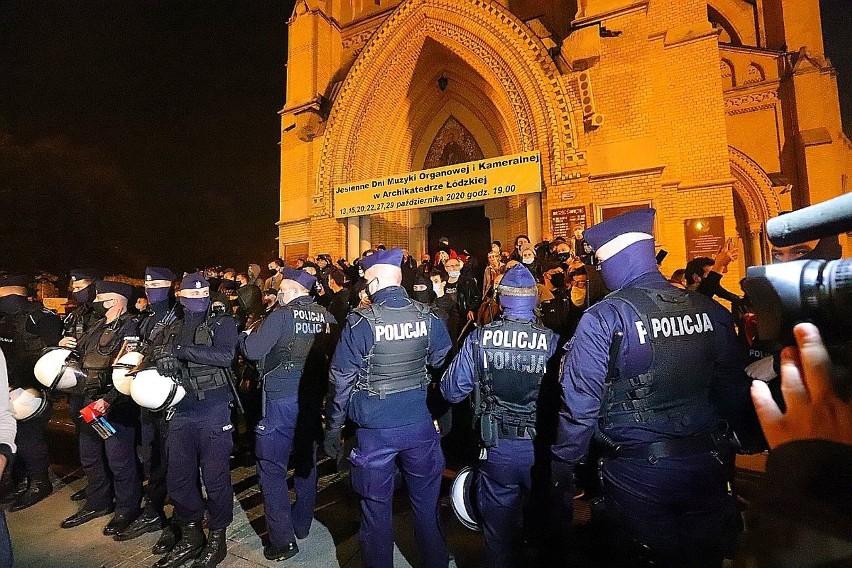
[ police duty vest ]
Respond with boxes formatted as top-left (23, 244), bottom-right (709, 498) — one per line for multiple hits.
top-left (63, 305), bottom-right (96, 339)
top-left (0, 304), bottom-right (50, 389)
top-left (81, 317), bottom-right (128, 394)
top-left (600, 287), bottom-right (716, 429)
top-left (263, 301), bottom-right (331, 393)
top-left (355, 301), bottom-right (432, 399)
top-left (476, 318), bottom-right (554, 441)
top-left (180, 314), bottom-right (233, 399)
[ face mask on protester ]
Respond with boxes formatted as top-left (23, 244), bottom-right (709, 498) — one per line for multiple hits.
top-left (448, 270), bottom-right (461, 279)
top-left (522, 258), bottom-right (534, 265)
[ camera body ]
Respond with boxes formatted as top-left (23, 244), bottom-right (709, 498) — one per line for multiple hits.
top-left (742, 258), bottom-right (851, 348)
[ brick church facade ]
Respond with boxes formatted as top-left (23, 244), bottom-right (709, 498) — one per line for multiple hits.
top-left (277, 0), bottom-right (851, 281)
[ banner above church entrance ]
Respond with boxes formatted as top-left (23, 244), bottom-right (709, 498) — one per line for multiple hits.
top-left (333, 151), bottom-right (542, 219)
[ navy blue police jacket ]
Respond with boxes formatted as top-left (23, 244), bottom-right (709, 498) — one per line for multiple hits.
top-left (239, 295), bottom-right (337, 399)
top-left (440, 315), bottom-right (558, 404)
top-left (172, 310), bottom-right (239, 412)
top-left (552, 269), bottom-right (750, 465)
top-left (327, 286), bottom-right (452, 430)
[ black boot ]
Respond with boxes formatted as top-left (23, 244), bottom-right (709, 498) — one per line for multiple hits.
top-left (153, 521), bottom-right (204, 568)
top-left (152, 523), bottom-right (178, 555)
top-left (9, 478), bottom-right (52, 511)
top-left (190, 529), bottom-right (227, 568)
top-left (114, 510), bottom-right (166, 541)
top-left (69, 484), bottom-right (87, 502)
top-left (0, 479), bottom-right (29, 505)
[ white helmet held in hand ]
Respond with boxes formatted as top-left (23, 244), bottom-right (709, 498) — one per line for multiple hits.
top-left (450, 466), bottom-right (482, 532)
top-left (34, 347), bottom-right (86, 392)
top-left (130, 368), bottom-right (185, 411)
top-left (9, 387), bottom-right (50, 422)
top-left (112, 351), bottom-right (144, 396)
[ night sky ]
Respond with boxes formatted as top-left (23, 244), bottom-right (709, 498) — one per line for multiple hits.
top-left (0, 1), bottom-right (849, 277)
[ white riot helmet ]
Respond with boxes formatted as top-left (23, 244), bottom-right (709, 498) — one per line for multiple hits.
top-left (8, 388), bottom-right (50, 422)
top-left (130, 368), bottom-right (186, 411)
top-left (34, 347), bottom-right (86, 392)
top-left (112, 351), bottom-right (144, 396)
top-left (450, 466), bottom-right (482, 532)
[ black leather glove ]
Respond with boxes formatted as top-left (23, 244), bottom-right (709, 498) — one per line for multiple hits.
top-left (155, 355), bottom-right (182, 379)
top-left (323, 428), bottom-right (343, 461)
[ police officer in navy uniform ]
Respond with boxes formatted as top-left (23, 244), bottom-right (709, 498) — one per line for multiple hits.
top-left (0, 274), bottom-right (63, 510)
top-left (151, 273), bottom-right (238, 568)
top-left (441, 264), bottom-right (558, 567)
top-left (551, 209), bottom-right (744, 567)
top-left (114, 267), bottom-right (177, 547)
top-left (240, 268), bottom-right (336, 561)
top-left (61, 280), bottom-right (143, 535)
top-left (324, 248), bottom-right (453, 568)
top-left (59, 269), bottom-right (102, 502)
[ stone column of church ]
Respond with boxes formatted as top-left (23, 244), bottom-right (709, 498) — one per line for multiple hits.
top-left (359, 215), bottom-right (372, 254)
top-left (347, 216), bottom-right (361, 262)
top-left (526, 194), bottom-right (542, 244)
top-left (747, 221), bottom-right (765, 266)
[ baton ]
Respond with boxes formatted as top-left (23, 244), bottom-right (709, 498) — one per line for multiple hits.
top-left (457, 318), bottom-right (476, 344)
top-left (225, 368), bottom-right (246, 415)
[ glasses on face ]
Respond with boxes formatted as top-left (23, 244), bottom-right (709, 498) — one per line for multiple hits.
top-left (573, 279), bottom-right (588, 286)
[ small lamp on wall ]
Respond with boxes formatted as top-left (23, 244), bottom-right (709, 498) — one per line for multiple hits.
top-left (438, 74), bottom-right (448, 92)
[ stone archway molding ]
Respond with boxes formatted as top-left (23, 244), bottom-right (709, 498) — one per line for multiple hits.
top-left (728, 145), bottom-right (781, 223)
top-left (315, 0), bottom-right (581, 218)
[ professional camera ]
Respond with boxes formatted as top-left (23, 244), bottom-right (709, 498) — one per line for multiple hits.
top-left (741, 193), bottom-right (852, 395)
top-left (742, 258), bottom-right (851, 346)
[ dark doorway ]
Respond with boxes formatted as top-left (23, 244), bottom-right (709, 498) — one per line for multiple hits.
top-left (427, 205), bottom-right (491, 262)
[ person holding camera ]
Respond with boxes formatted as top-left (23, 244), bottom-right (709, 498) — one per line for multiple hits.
top-left (736, 323), bottom-right (852, 567)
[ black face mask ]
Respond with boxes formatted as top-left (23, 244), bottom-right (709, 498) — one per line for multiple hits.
top-left (0, 295), bottom-right (24, 314)
top-left (550, 273), bottom-right (566, 289)
top-left (91, 300), bottom-right (109, 318)
top-left (73, 285), bottom-right (95, 305)
top-left (557, 252), bottom-right (572, 262)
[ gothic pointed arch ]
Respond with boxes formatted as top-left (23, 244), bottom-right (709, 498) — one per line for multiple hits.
top-left (728, 145), bottom-right (781, 224)
top-left (423, 116), bottom-right (485, 169)
top-left (313, 0), bottom-right (581, 217)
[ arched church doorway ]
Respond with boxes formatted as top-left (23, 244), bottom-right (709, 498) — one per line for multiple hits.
top-left (427, 206), bottom-right (491, 266)
top-left (423, 115), bottom-right (492, 266)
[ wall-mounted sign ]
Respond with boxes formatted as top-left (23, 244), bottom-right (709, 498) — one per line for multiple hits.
top-left (560, 190), bottom-right (576, 201)
top-left (685, 216), bottom-right (725, 260)
top-left (333, 151), bottom-right (542, 218)
top-left (550, 206), bottom-right (587, 239)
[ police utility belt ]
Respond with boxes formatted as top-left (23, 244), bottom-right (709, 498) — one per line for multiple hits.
top-left (605, 433), bottom-right (717, 464)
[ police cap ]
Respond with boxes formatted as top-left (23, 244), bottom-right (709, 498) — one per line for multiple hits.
top-left (96, 280), bottom-right (134, 300)
top-left (280, 267), bottom-right (316, 291)
top-left (0, 274), bottom-right (30, 288)
top-left (70, 269), bottom-right (101, 282)
top-left (583, 208), bottom-right (656, 262)
top-left (360, 248), bottom-right (403, 272)
top-left (145, 267), bottom-right (176, 283)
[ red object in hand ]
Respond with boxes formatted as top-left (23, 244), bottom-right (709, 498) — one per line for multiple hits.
top-left (80, 402), bottom-right (104, 424)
